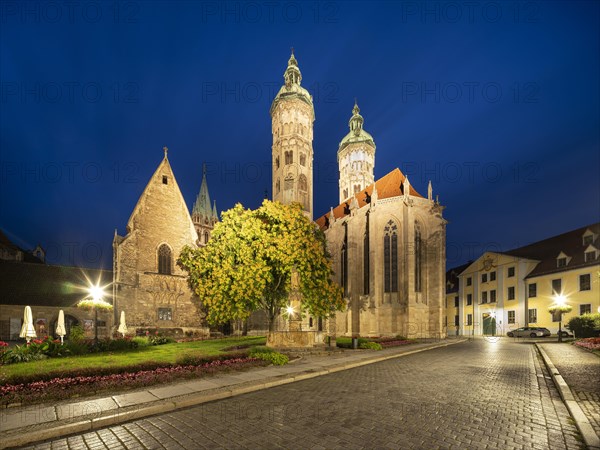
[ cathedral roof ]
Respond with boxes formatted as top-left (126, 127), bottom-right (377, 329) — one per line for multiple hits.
top-left (315, 168), bottom-right (424, 229)
top-left (338, 101), bottom-right (375, 152)
top-left (270, 51), bottom-right (314, 116)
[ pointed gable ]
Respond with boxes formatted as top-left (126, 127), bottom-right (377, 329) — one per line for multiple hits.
top-left (125, 155), bottom-right (197, 243)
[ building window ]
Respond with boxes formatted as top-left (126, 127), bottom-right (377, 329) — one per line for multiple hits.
top-left (580, 304), bottom-right (591, 315)
top-left (507, 286), bottom-right (515, 300)
top-left (454, 296), bottom-right (459, 308)
top-left (354, 184), bottom-right (361, 194)
top-left (454, 315), bottom-right (459, 326)
top-left (466, 277), bottom-right (472, 286)
top-left (300, 153), bottom-right (306, 167)
top-left (343, 188), bottom-right (348, 200)
top-left (490, 271), bottom-right (496, 281)
top-left (528, 309), bottom-right (537, 324)
top-left (363, 212), bottom-right (370, 295)
top-left (157, 244), bottom-right (172, 275)
top-left (158, 308), bottom-right (172, 321)
top-left (557, 257), bottom-right (567, 268)
top-left (415, 223), bottom-right (423, 293)
top-left (508, 310), bottom-right (516, 324)
top-left (490, 290), bottom-right (496, 303)
top-left (162, 175), bottom-right (168, 185)
top-left (298, 174), bottom-right (307, 192)
top-left (204, 232), bottom-right (209, 244)
top-left (285, 151), bottom-right (293, 165)
top-left (507, 267), bottom-right (515, 277)
top-left (580, 274), bottom-right (591, 291)
top-left (384, 220), bottom-right (398, 293)
top-left (528, 283), bottom-right (537, 298)
top-left (552, 279), bottom-right (562, 295)
top-left (275, 156), bottom-right (280, 169)
top-left (467, 314), bottom-right (473, 326)
top-left (481, 291), bottom-right (488, 303)
top-left (467, 293), bottom-right (472, 306)
top-left (585, 251), bottom-right (596, 263)
top-left (482, 273), bottom-right (488, 283)
top-left (583, 234), bottom-right (593, 246)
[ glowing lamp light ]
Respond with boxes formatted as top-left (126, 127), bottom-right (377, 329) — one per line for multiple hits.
top-left (88, 284), bottom-right (105, 302)
top-left (554, 294), bottom-right (566, 306)
top-left (285, 305), bottom-right (295, 318)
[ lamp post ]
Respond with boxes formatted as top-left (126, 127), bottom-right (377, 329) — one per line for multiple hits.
top-left (78, 283), bottom-right (112, 344)
top-left (549, 294), bottom-right (572, 343)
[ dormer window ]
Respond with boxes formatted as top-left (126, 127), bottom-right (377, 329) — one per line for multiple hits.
top-left (585, 245), bottom-right (598, 262)
top-left (556, 251), bottom-right (570, 268)
top-left (582, 229), bottom-right (596, 246)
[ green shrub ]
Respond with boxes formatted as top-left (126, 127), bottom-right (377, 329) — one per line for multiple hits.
top-left (567, 313), bottom-right (600, 338)
top-left (69, 325), bottom-right (85, 344)
top-left (336, 337), bottom-right (369, 349)
top-left (65, 341), bottom-right (89, 356)
top-left (249, 346), bottom-right (288, 365)
top-left (132, 336), bottom-right (150, 347)
top-left (149, 335), bottom-right (175, 346)
top-left (359, 341), bottom-right (382, 350)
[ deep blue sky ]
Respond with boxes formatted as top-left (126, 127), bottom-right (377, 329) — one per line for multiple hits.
top-left (1, 1), bottom-right (599, 270)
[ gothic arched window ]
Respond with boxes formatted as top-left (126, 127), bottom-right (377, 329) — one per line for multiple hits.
top-left (384, 220), bottom-right (398, 293)
top-left (285, 151), bottom-right (293, 165)
top-left (300, 153), bottom-right (306, 166)
top-left (158, 244), bottom-right (172, 275)
top-left (415, 222), bottom-right (423, 292)
top-left (298, 174), bottom-right (307, 192)
top-left (204, 232), bottom-right (209, 244)
top-left (275, 156), bottom-right (280, 169)
top-left (341, 223), bottom-right (348, 296)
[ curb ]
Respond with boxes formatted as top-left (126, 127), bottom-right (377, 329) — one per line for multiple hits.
top-left (0, 339), bottom-right (465, 448)
top-left (535, 343), bottom-right (600, 450)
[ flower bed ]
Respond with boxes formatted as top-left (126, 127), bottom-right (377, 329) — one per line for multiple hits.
top-left (0, 353), bottom-right (267, 407)
top-left (574, 337), bottom-right (600, 351)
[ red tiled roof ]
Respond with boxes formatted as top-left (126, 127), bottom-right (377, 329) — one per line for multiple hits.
top-left (315, 168), bottom-right (422, 229)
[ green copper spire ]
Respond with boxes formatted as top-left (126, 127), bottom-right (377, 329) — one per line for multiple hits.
top-left (192, 163), bottom-right (212, 218)
top-left (339, 100), bottom-right (375, 151)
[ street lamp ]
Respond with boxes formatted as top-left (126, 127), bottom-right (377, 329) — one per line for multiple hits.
top-left (77, 282), bottom-right (112, 343)
top-left (548, 294), bottom-right (572, 343)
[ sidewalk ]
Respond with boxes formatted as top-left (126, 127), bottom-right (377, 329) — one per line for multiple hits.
top-left (537, 342), bottom-right (600, 449)
top-left (0, 339), bottom-right (464, 449)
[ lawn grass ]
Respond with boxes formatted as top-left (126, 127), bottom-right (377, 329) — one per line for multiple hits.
top-left (0, 336), bottom-right (265, 384)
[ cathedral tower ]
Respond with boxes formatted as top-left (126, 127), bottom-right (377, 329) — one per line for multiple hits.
top-left (270, 50), bottom-right (315, 220)
top-left (337, 101), bottom-right (376, 203)
top-left (191, 164), bottom-right (218, 246)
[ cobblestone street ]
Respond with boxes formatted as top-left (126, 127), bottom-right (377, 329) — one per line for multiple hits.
top-left (22, 340), bottom-right (584, 449)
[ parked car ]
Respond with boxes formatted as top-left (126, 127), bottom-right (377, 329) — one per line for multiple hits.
top-left (558, 330), bottom-right (573, 337)
top-left (507, 327), bottom-right (551, 338)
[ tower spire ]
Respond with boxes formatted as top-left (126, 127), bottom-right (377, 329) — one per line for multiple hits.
top-left (163, 146), bottom-right (168, 158)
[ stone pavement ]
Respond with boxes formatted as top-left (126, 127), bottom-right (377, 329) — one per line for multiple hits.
top-left (0, 340), bottom-right (460, 449)
top-left (5, 339), bottom-right (588, 450)
top-left (538, 342), bottom-right (600, 448)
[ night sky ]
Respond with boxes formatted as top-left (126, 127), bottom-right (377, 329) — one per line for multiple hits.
top-left (1, 1), bottom-right (598, 270)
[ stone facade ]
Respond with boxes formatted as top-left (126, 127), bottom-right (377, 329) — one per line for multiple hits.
top-left (112, 150), bottom-right (208, 335)
top-left (316, 169), bottom-right (446, 339)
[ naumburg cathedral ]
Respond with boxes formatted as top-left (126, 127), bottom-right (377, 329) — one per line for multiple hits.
top-left (112, 51), bottom-right (446, 339)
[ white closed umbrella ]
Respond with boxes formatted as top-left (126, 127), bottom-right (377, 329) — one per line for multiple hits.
top-left (56, 310), bottom-right (66, 344)
top-left (19, 306), bottom-right (37, 343)
top-left (117, 311), bottom-right (128, 338)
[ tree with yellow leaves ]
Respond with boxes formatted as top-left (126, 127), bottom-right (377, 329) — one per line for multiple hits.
top-left (179, 200), bottom-right (344, 333)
